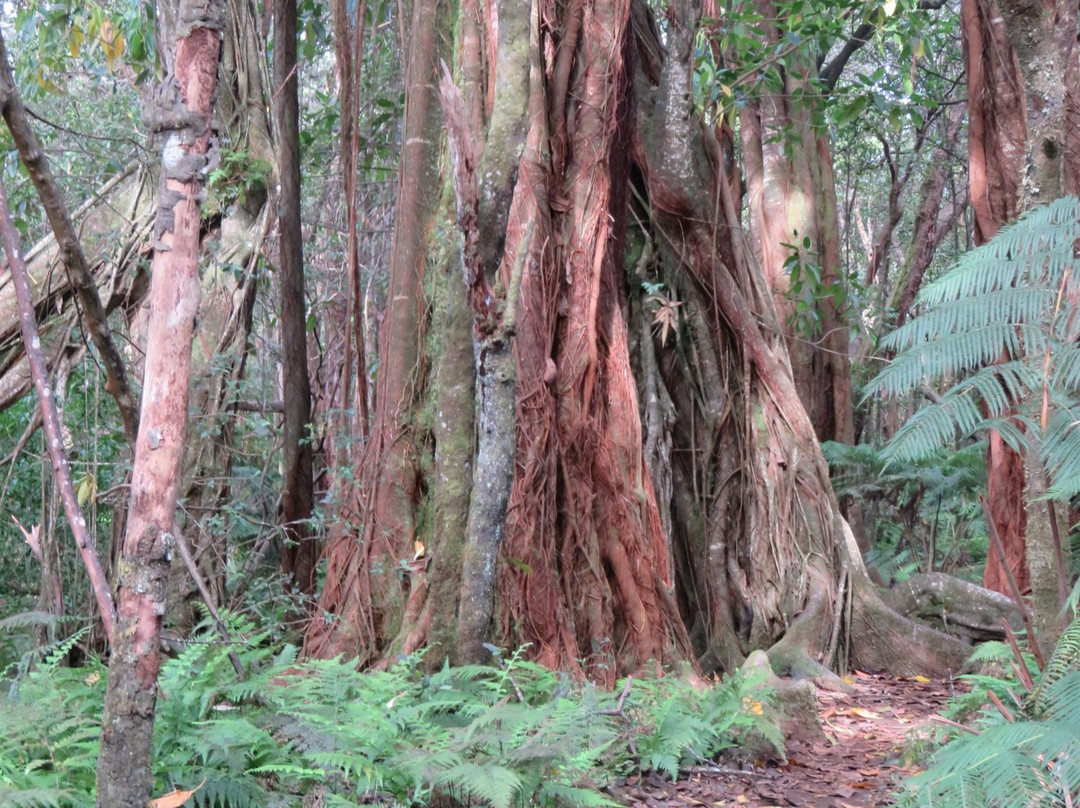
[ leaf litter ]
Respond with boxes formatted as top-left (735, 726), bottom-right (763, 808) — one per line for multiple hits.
top-left (609, 670), bottom-right (958, 808)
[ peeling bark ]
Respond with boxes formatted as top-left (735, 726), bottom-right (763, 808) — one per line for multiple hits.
top-left (95, 0), bottom-right (223, 801)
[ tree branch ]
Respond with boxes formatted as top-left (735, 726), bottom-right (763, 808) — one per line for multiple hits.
top-left (0, 28), bottom-right (139, 444)
top-left (820, 0), bottom-right (949, 92)
top-left (0, 175), bottom-right (116, 644)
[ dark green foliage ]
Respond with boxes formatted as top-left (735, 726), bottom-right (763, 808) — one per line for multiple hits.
top-left (823, 441), bottom-right (986, 580)
top-left (938, 641), bottom-right (1038, 725)
top-left (0, 614), bottom-right (778, 807)
top-left (1026, 614), bottom-right (1080, 718)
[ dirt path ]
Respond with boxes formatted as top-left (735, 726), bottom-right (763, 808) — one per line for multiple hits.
top-left (612, 671), bottom-right (958, 808)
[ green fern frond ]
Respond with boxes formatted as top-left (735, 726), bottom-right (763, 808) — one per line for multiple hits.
top-left (1026, 617), bottom-right (1080, 717)
top-left (435, 761), bottom-right (522, 808)
top-left (0, 787), bottom-right (75, 808)
top-left (871, 195), bottom-right (1080, 492)
top-left (537, 781), bottom-right (620, 807)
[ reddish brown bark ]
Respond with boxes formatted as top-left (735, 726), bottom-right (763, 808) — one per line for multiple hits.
top-left (305, 0), bottom-right (450, 662)
top-left (95, 2), bottom-right (222, 802)
top-left (488, 0), bottom-right (693, 682)
top-left (961, 0), bottom-right (1048, 598)
top-left (738, 0), bottom-right (853, 446)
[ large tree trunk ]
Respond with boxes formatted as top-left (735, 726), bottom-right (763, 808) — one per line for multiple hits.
top-left (738, 0), bottom-right (854, 448)
top-left (307, 0), bottom-right (978, 682)
top-left (95, 0), bottom-right (223, 802)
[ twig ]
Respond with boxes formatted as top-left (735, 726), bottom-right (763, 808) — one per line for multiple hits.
top-left (986, 688), bottom-right (1015, 722)
top-left (598, 677), bottom-right (636, 756)
top-left (930, 714), bottom-right (981, 735)
top-left (598, 676), bottom-right (634, 717)
top-left (173, 530), bottom-right (245, 679)
top-left (1002, 619), bottom-right (1035, 691)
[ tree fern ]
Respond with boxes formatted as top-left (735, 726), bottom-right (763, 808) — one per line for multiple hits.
top-left (898, 666), bottom-right (1080, 807)
top-left (867, 195), bottom-right (1080, 496)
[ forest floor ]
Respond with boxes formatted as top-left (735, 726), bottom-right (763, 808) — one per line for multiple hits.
top-left (610, 670), bottom-right (959, 808)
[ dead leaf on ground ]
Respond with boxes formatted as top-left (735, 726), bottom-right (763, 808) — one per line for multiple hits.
top-left (149, 778), bottom-right (205, 808)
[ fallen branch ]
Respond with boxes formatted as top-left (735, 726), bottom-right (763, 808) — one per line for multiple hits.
top-left (0, 28), bottom-right (138, 444)
top-left (0, 174), bottom-right (115, 643)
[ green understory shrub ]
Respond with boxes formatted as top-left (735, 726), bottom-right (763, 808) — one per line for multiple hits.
top-left (0, 615), bottom-right (779, 808)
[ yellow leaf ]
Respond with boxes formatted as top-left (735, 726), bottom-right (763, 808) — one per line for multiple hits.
top-left (736, 796), bottom-right (749, 804)
top-left (84, 671), bottom-right (100, 686)
top-left (99, 20), bottom-right (126, 70)
top-left (413, 540), bottom-right (425, 560)
top-left (912, 675), bottom-right (931, 683)
top-left (149, 779), bottom-right (205, 808)
top-left (35, 68), bottom-right (58, 93)
top-left (848, 707), bottom-right (881, 719)
top-left (742, 696), bottom-right (764, 716)
top-left (69, 27), bottom-right (84, 58)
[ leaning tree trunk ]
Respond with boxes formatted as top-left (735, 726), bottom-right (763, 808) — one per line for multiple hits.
top-left (95, 0), bottom-right (223, 803)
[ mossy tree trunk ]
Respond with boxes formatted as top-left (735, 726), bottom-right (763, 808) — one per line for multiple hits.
top-left (308, 0), bottom-right (980, 681)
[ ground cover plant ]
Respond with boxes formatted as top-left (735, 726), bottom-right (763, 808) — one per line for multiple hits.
top-left (0, 614), bottom-right (781, 808)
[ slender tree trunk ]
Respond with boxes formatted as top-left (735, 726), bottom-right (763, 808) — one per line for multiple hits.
top-left (275, 0), bottom-right (316, 594)
top-left (95, 0), bottom-right (223, 801)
